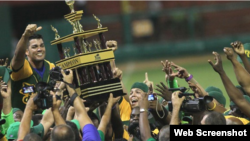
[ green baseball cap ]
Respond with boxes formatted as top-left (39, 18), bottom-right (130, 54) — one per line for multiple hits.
top-left (131, 82), bottom-right (149, 93)
top-left (237, 43), bottom-right (250, 63)
top-left (207, 91), bottom-right (226, 107)
top-left (0, 66), bottom-right (11, 83)
top-left (205, 86), bottom-right (223, 94)
top-left (7, 121), bottom-right (34, 139)
top-left (230, 95), bottom-right (250, 106)
top-left (71, 119), bottom-right (80, 131)
top-left (13, 108), bottom-right (22, 114)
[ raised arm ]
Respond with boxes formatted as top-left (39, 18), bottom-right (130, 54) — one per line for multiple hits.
top-left (0, 80), bottom-right (14, 134)
top-left (170, 61), bottom-right (226, 113)
top-left (1, 80), bottom-right (12, 116)
top-left (11, 24), bottom-right (42, 70)
top-left (61, 69), bottom-right (93, 129)
top-left (40, 108), bottom-right (54, 136)
top-left (51, 91), bottom-right (65, 126)
top-left (231, 41), bottom-right (250, 73)
top-left (161, 60), bottom-right (178, 88)
top-left (208, 51), bottom-right (250, 118)
top-left (17, 93), bottom-right (37, 140)
top-left (170, 91), bottom-right (185, 125)
top-left (230, 42), bottom-right (250, 96)
top-left (139, 92), bottom-right (155, 141)
top-left (98, 93), bottom-right (119, 136)
top-left (144, 72), bottom-right (171, 126)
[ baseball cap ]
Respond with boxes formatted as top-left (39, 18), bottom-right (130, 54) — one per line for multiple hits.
top-left (71, 119), bottom-right (80, 131)
top-left (7, 121), bottom-right (34, 139)
top-left (131, 82), bottom-right (149, 93)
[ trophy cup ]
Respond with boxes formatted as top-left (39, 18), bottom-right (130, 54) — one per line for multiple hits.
top-left (50, 0), bottom-right (124, 107)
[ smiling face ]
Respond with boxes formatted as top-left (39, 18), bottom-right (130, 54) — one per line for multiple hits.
top-left (26, 39), bottom-right (46, 63)
top-left (129, 88), bottom-right (144, 108)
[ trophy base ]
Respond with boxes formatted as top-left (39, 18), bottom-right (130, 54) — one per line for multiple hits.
top-left (78, 78), bottom-right (125, 107)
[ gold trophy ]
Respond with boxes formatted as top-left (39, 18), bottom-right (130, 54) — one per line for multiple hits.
top-left (50, 0), bottom-right (124, 107)
top-left (93, 14), bottom-right (102, 29)
top-left (65, 0), bottom-right (75, 13)
top-left (51, 25), bottom-right (60, 40)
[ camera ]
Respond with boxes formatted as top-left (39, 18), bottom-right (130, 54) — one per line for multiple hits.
top-left (22, 86), bottom-right (35, 94)
top-left (50, 66), bottom-right (70, 81)
top-left (168, 87), bottom-right (213, 113)
top-left (33, 81), bottom-right (60, 110)
top-left (148, 93), bottom-right (157, 101)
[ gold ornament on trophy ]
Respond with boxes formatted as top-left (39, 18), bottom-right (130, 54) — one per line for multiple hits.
top-left (50, 0), bottom-right (125, 107)
top-left (93, 14), bottom-right (102, 29)
top-left (65, 0), bottom-right (75, 13)
top-left (51, 25), bottom-right (60, 40)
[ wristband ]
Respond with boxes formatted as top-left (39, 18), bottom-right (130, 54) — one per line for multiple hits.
top-left (63, 81), bottom-right (75, 89)
top-left (140, 108), bottom-right (148, 113)
top-left (208, 101), bottom-right (216, 111)
top-left (69, 93), bottom-right (78, 106)
top-left (185, 74), bottom-right (193, 82)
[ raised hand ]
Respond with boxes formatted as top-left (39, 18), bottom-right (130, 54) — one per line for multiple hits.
top-left (23, 24), bottom-right (42, 37)
top-left (0, 81), bottom-right (11, 98)
top-left (26, 93), bottom-right (38, 111)
top-left (107, 93), bottom-right (121, 107)
top-left (171, 91), bottom-right (185, 108)
top-left (155, 82), bottom-right (172, 101)
top-left (106, 40), bottom-right (118, 51)
top-left (187, 81), bottom-right (203, 97)
top-left (51, 91), bottom-right (62, 111)
top-left (143, 72), bottom-right (154, 93)
top-left (223, 47), bottom-right (236, 61)
top-left (171, 62), bottom-right (189, 79)
top-left (208, 52), bottom-right (224, 74)
top-left (61, 69), bottom-right (73, 84)
top-left (113, 67), bottom-right (123, 80)
top-left (139, 92), bottom-right (149, 110)
top-left (161, 60), bottom-right (175, 81)
top-left (231, 41), bottom-right (245, 56)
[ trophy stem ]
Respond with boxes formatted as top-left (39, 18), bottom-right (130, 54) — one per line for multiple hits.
top-left (88, 66), bottom-right (97, 83)
top-left (75, 69), bottom-right (82, 86)
top-left (93, 66), bottom-right (100, 81)
top-left (79, 38), bottom-right (87, 53)
top-left (80, 67), bottom-right (90, 84)
top-left (74, 37), bottom-right (82, 53)
top-left (98, 33), bottom-right (106, 49)
top-left (98, 33), bottom-right (113, 79)
top-left (98, 63), bottom-right (107, 80)
top-left (104, 62), bottom-right (113, 79)
top-left (56, 43), bottom-right (65, 59)
top-left (69, 5), bottom-right (75, 13)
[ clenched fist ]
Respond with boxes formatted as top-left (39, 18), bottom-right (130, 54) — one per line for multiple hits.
top-left (23, 24), bottom-right (42, 37)
top-left (106, 40), bottom-right (118, 51)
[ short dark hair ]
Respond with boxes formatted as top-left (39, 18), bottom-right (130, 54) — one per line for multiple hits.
top-left (204, 111), bottom-right (226, 125)
top-left (66, 121), bottom-right (80, 141)
top-left (23, 133), bottom-right (43, 141)
top-left (51, 124), bottom-right (75, 141)
top-left (32, 114), bottom-right (43, 126)
top-left (159, 125), bottom-right (170, 141)
top-left (28, 34), bottom-right (43, 41)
